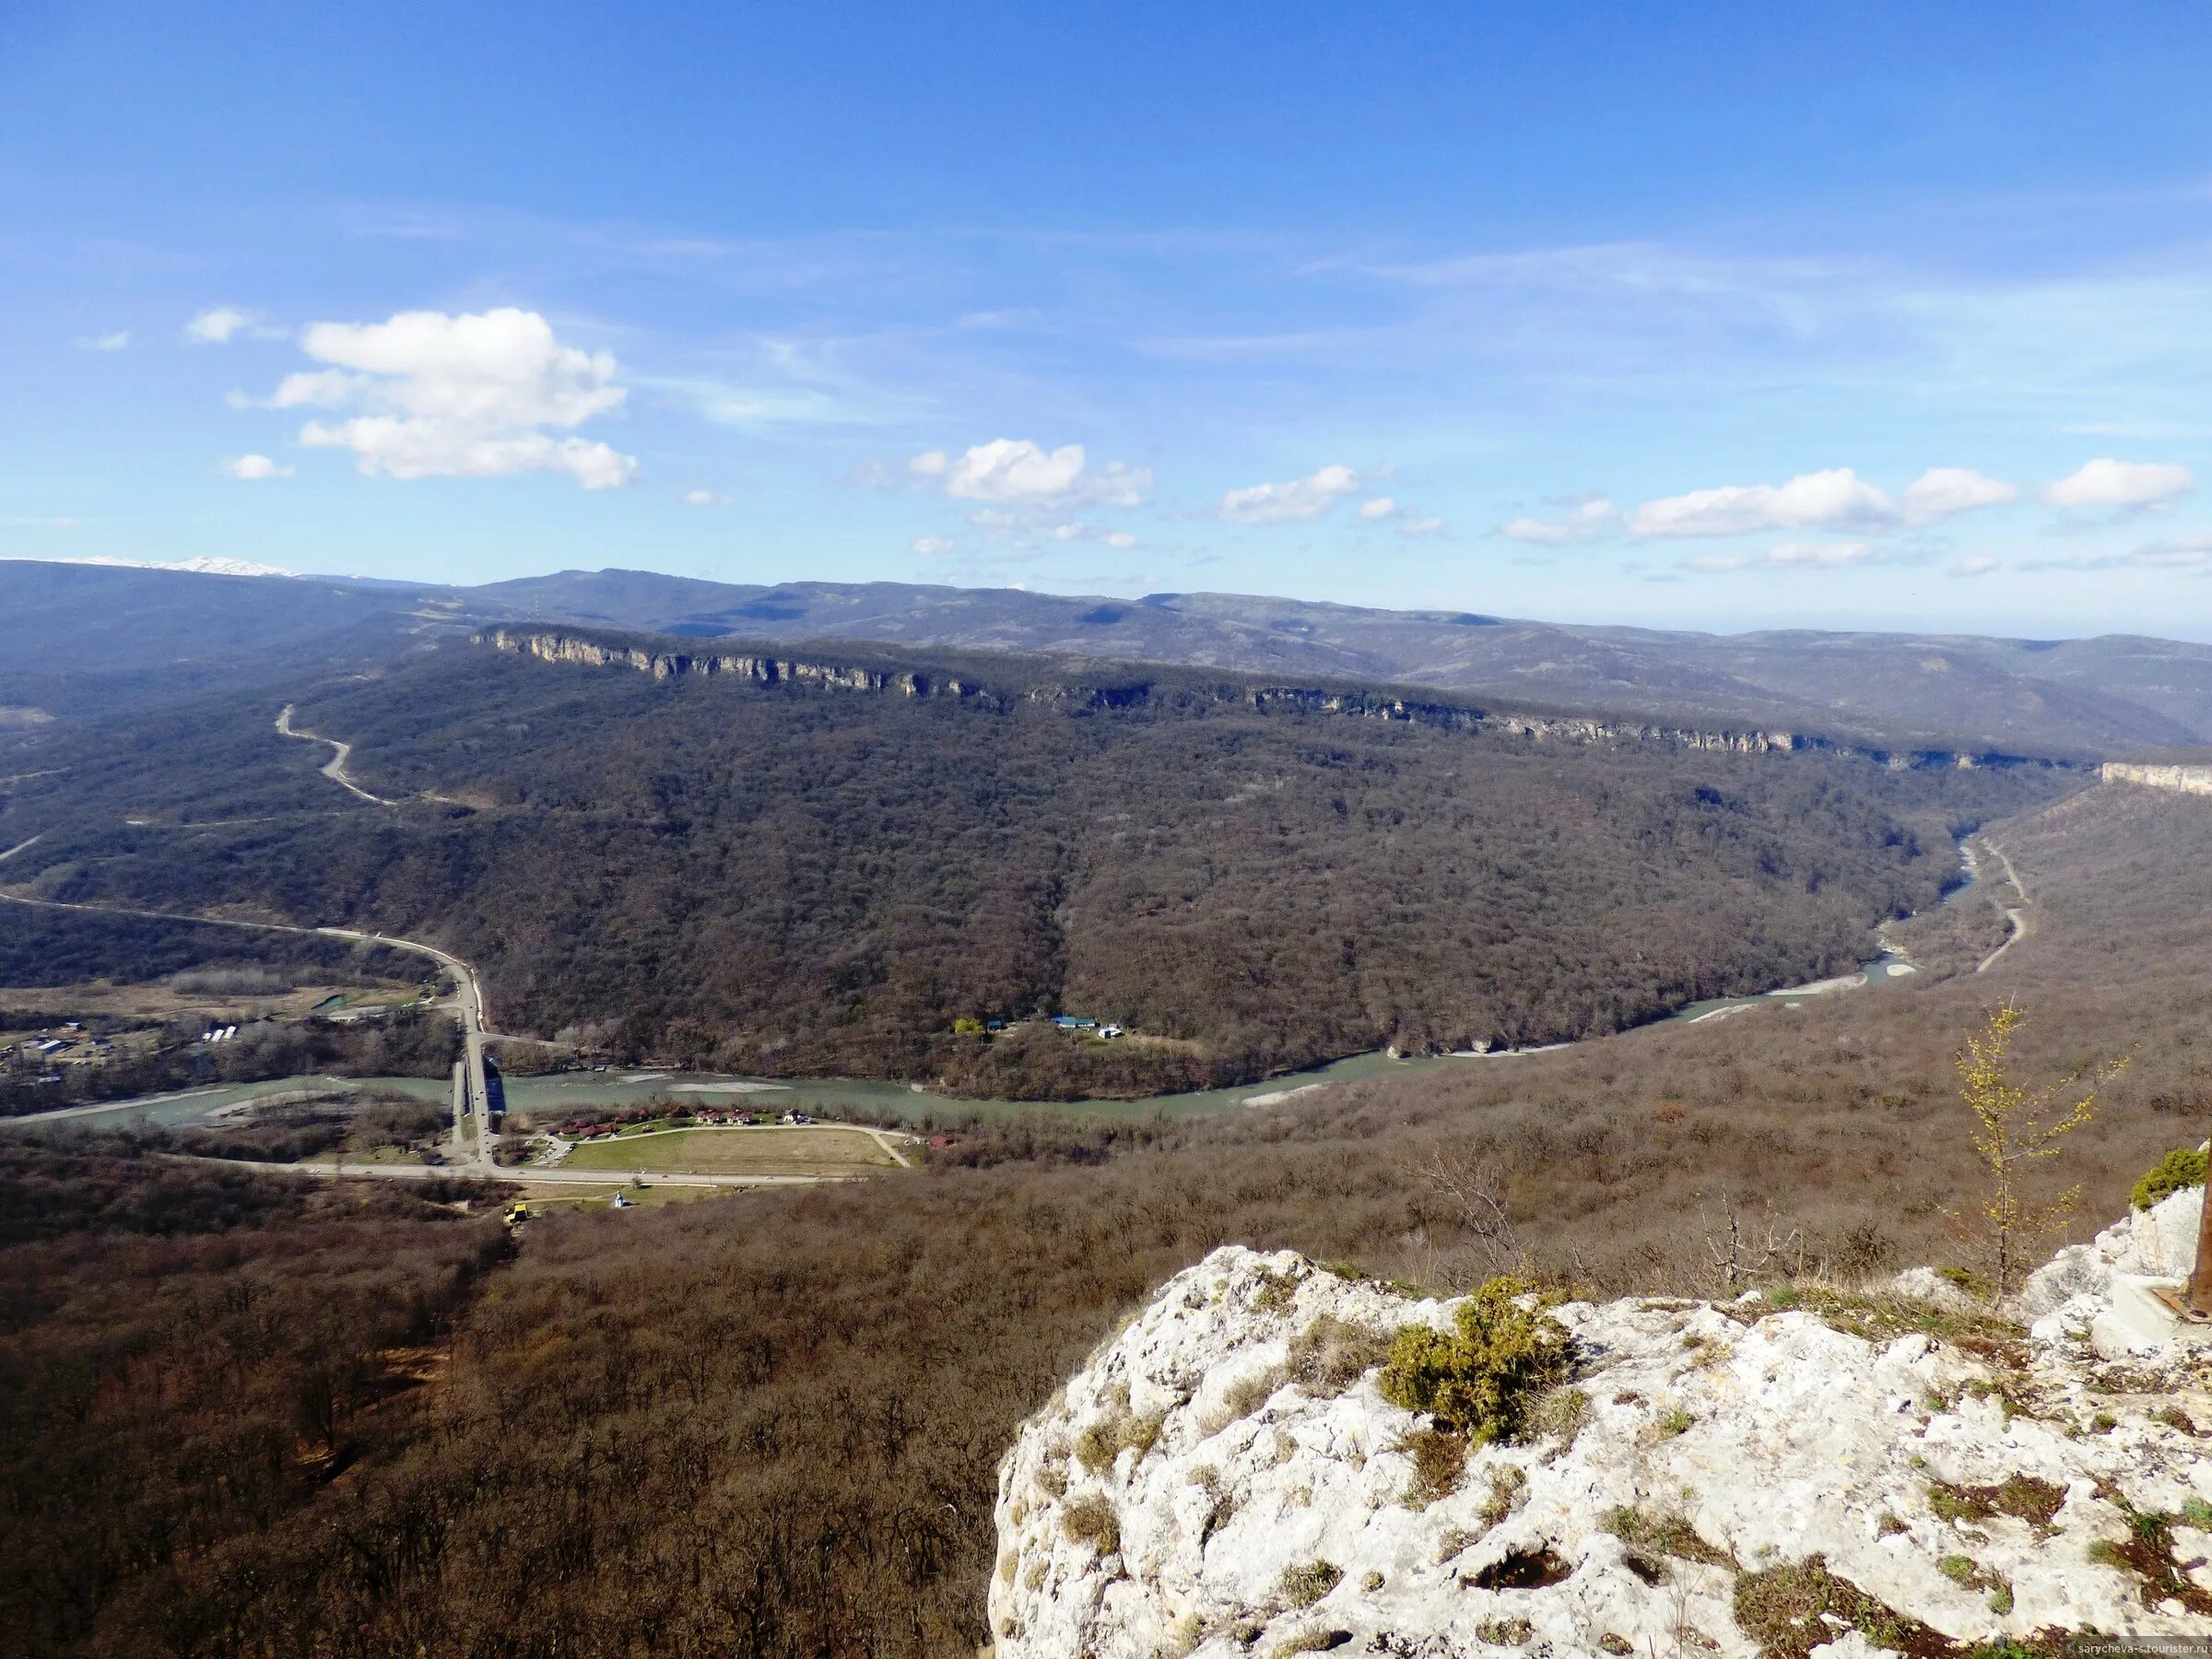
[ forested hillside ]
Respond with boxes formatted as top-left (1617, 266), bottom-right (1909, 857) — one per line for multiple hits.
top-left (0, 1147), bottom-right (508, 1655)
top-left (1, 781), bottom-right (2205, 1657)
top-left (0, 634), bottom-right (2068, 1094)
top-left (0, 559), bottom-right (447, 723)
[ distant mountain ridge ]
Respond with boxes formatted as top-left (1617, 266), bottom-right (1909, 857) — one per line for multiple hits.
top-left (473, 568), bottom-right (2212, 756)
top-left (477, 621), bottom-right (2095, 775)
top-left (9, 557), bottom-right (2212, 755)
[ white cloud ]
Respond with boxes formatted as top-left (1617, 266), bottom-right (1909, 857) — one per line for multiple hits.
top-left (683, 489), bottom-right (729, 507)
top-left (1628, 467), bottom-right (1895, 537)
top-left (2133, 538), bottom-right (2212, 567)
top-left (1497, 498), bottom-right (1620, 544)
top-left (906, 439), bottom-right (1149, 508)
top-left (945, 440), bottom-right (1081, 501)
top-left (76, 330), bottom-right (131, 351)
top-left (1949, 554), bottom-right (2002, 578)
top-left (1354, 494), bottom-right (1442, 536)
top-left (2021, 533), bottom-right (2212, 572)
top-left (298, 310), bottom-right (624, 426)
top-left (1683, 540), bottom-right (1887, 574)
top-left (1048, 522), bottom-right (1140, 548)
top-left (1507, 467), bottom-right (2014, 546)
top-left (1217, 463), bottom-right (1359, 524)
top-left (911, 535), bottom-right (956, 556)
top-left (185, 306), bottom-right (257, 345)
top-left (264, 308), bottom-right (637, 488)
top-left (224, 453), bottom-right (293, 481)
top-left (2041, 457), bottom-right (2194, 509)
top-left (1900, 466), bottom-right (2017, 521)
top-left (299, 420), bottom-right (635, 488)
top-left (1764, 539), bottom-right (1876, 566)
top-left (260, 369), bottom-right (368, 409)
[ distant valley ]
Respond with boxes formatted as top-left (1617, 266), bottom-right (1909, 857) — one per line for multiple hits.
top-left (3, 559), bottom-right (2206, 1659)
top-left (0, 602), bottom-right (2068, 1097)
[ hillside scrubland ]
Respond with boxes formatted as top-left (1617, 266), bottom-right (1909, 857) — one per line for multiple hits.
top-left (0, 639), bottom-right (2066, 1095)
top-left (0, 1147), bottom-right (509, 1655)
top-left (0, 782), bottom-right (2206, 1656)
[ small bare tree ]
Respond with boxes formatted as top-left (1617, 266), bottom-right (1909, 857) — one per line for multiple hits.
top-left (1697, 1191), bottom-right (1804, 1296)
top-left (1412, 1147), bottom-right (1524, 1279)
top-left (1950, 1002), bottom-right (2123, 1298)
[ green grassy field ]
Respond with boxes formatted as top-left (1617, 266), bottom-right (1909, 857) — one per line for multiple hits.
top-left (558, 1125), bottom-right (901, 1177)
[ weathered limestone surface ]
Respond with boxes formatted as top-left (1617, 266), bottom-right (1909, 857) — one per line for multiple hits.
top-left (992, 1226), bottom-right (2210, 1658)
top-left (2102, 761), bottom-right (2212, 795)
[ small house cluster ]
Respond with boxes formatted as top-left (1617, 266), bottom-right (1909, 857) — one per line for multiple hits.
top-left (1050, 1015), bottom-right (1125, 1039)
top-left (553, 1104), bottom-right (819, 1139)
top-left (5, 1021), bottom-right (116, 1076)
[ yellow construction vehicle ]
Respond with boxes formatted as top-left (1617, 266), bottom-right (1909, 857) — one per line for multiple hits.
top-left (502, 1202), bottom-right (533, 1227)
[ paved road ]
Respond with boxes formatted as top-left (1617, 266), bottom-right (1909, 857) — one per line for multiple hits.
top-left (0, 887), bottom-right (894, 1183)
top-left (0, 889), bottom-right (502, 1165)
top-left (186, 1154), bottom-right (850, 1190)
top-left (8, 1083), bottom-right (327, 1127)
top-left (863, 1126), bottom-right (917, 1168)
top-left (1971, 837), bottom-right (2031, 975)
top-left (276, 704), bottom-right (401, 806)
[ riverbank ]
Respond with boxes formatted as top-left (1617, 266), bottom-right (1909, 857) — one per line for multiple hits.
top-left (8, 837), bottom-right (1994, 1136)
top-left (6, 929), bottom-right (1947, 1137)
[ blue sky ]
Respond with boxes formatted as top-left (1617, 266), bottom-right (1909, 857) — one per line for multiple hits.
top-left (7, 2), bottom-right (2212, 638)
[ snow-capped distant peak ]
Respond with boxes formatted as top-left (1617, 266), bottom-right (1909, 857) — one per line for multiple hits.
top-left (52, 554), bottom-right (300, 579)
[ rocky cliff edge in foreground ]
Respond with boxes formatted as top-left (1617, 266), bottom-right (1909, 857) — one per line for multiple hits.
top-left (992, 1197), bottom-right (2210, 1657)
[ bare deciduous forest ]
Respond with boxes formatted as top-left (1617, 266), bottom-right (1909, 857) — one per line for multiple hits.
top-left (1, 782), bottom-right (2206, 1656)
top-left (1, 641), bottom-right (2069, 1095)
top-left (12, 7), bottom-right (2212, 1655)
top-left (0, 1150), bottom-right (510, 1655)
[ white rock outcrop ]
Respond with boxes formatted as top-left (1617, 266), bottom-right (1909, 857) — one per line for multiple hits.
top-left (2021, 1183), bottom-right (2205, 1312)
top-left (2021, 1183), bottom-right (2206, 1363)
top-left (992, 1233), bottom-right (2210, 1658)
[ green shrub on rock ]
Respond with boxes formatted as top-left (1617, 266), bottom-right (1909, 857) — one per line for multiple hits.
top-left (2132, 1147), bottom-right (2206, 1211)
top-left (1377, 1277), bottom-right (1573, 1442)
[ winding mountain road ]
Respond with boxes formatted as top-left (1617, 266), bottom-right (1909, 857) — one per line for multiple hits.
top-left (1972, 837), bottom-right (2031, 975)
top-left (276, 703), bottom-right (403, 806)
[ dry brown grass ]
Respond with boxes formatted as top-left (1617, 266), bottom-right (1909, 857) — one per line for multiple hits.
top-left (559, 1125), bottom-right (900, 1177)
